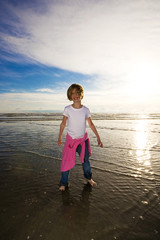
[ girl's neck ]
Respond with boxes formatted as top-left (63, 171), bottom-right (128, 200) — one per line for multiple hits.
top-left (72, 102), bottom-right (83, 109)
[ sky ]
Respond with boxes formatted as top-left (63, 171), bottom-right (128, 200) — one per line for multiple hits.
top-left (0, 0), bottom-right (160, 113)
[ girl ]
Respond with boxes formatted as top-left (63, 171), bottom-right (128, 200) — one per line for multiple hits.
top-left (58, 83), bottom-right (103, 191)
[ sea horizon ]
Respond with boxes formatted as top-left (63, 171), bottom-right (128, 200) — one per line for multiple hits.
top-left (0, 112), bottom-right (160, 121)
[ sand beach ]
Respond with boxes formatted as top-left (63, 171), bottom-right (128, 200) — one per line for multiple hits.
top-left (0, 113), bottom-right (160, 240)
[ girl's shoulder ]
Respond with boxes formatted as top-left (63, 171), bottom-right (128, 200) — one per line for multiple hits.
top-left (64, 105), bottom-right (71, 109)
top-left (63, 105), bottom-right (71, 116)
top-left (82, 105), bottom-right (90, 113)
top-left (83, 105), bottom-right (90, 110)
top-left (64, 105), bottom-right (72, 111)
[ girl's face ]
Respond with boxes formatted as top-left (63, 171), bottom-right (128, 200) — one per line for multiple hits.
top-left (71, 88), bottom-right (81, 102)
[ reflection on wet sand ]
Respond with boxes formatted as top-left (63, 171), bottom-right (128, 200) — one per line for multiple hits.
top-left (135, 119), bottom-right (153, 177)
top-left (61, 184), bottom-right (92, 224)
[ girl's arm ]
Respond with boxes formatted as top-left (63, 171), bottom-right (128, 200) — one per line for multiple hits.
top-left (58, 116), bottom-right (68, 146)
top-left (87, 117), bottom-right (103, 147)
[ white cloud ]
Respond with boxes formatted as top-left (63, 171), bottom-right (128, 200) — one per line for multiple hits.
top-left (0, 89), bottom-right (159, 113)
top-left (0, 92), bottom-right (69, 113)
top-left (35, 88), bottom-right (54, 93)
top-left (1, 0), bottom-right (160, 113)
top-left (84, 89), bottom-right (160, 113)
top-left (2, 0), bottom-right (160, 78)
top-left (54, 73), bottom-right (61, 78)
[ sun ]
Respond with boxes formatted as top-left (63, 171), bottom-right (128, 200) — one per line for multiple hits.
top-left (127, 62), bottom-right (159, 99)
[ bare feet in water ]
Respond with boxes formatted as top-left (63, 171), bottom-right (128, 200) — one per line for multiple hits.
top-left (59, 185), bottom-right (65, 191)
top-left (88, 179), bottom-right (97, 186)
top-left (59, 179), bottom-right (96, 191)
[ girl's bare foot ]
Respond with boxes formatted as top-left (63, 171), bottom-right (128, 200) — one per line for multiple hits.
top-left (88, 179), bottom-right (97, 186)
top-left (59, 185), bottom-right (65, 191)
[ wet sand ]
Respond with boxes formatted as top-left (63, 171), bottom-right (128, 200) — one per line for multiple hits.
top-left (0, 116), bottom-right (160, 239)
top-left (0, 150), bottom-right (160, 240)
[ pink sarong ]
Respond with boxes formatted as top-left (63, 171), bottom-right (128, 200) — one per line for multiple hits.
top-left (61, 132), bottom-right (91, 172)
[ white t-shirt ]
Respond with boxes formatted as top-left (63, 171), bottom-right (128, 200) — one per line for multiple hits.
top-left (63, 105), bottom-right (91, 139)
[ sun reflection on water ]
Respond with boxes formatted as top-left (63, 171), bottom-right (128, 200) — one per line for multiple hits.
top-left (134, 118), bottom-right (153, 177)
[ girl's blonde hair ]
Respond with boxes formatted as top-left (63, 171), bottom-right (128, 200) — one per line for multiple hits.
top-left (67, 84), bottom-right (84, 101)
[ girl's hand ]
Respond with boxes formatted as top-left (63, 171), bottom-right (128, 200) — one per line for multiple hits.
top-left (97, 138), bottom-right (103, 148)
top-left (58, 138), bottom-right (62, 146)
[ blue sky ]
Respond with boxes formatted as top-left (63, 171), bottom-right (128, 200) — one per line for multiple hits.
top-left (0, 0), bottom-right (160, 113)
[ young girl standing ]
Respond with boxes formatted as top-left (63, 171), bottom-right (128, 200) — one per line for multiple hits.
top-left (58, 83), bottom-right (103, 191)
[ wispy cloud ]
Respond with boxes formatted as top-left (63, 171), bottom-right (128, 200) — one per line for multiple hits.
top-left (0, 0), bottom-right (160, 113)
top-left (1, 0), bottom-right (160, 77)
top-left (35, 88), bottom-right (54, 93)
top-left (0, 88), bottom-right (159, 113)
top-left (0, 91), bottom-right (68, 113)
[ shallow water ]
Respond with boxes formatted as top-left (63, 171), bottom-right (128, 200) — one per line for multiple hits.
top-left (0, 114), bottom-right (160, 240)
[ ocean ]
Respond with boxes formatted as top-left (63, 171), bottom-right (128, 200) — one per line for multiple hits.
top-left (0, 113), bottom-right (160, 240)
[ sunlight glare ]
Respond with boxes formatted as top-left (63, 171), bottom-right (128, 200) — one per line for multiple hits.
top-left (127, 62), bottom-right (159, 99)
top-left (135, 119), bottom-right (152, 171)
